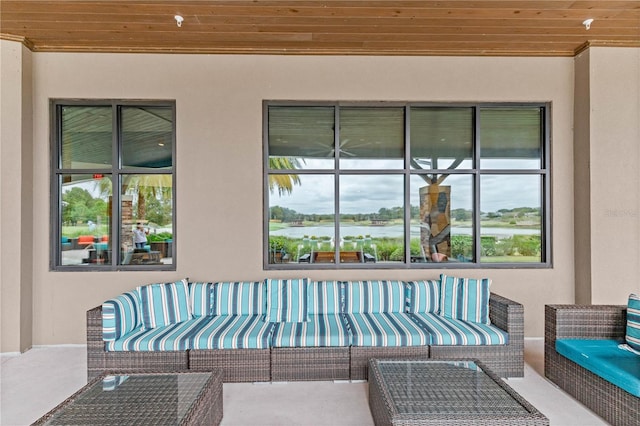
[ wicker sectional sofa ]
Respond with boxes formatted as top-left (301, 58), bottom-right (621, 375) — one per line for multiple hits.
top-left (87, 277), bottom-right (524, 382)
top-left (545, 304), bottom-right (640, 426)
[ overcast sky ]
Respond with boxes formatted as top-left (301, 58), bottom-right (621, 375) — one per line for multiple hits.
top-left (270, 159), bottom-right (541, 215)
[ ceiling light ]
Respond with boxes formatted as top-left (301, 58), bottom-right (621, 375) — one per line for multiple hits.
top-left (174, 15), bottom-right (184, 27)
top-left (582, 18), bottom-right (594, 30)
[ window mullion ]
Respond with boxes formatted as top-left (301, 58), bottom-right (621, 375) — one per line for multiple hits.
top-left (473, 106), bottom-right (482, 264)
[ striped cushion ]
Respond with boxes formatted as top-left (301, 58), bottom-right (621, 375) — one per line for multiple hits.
top-left (344, 312), bottom-right (430, 347)
top-left (343, 280), bottom-right (405, 314)
top-left (189, 282), bottom-right (216, 317)
top-left (405, 280), bottom-right (440, 314)
top-left (308, 280), bottom-right (343, 315)
top-left (212, 281), bottom-right (266, 316)
top-left (626, 293), bottom-right (640, 353)
top-left (102, 291), bottom-right (141, 341)
top-left (137, 279), bottom-right (192, 330)
top-left (266, 278), bottom-right (309, 322)
top-left (189, 315), bottom-right (275, 349)
top-left (410, 312), bottom-right (507, 346)
top-left (106, 317), bottom-right (209, 351)
top-left (271, 314), bottom-right (351, 347)
top-left (439, 274), bottom-right (491, 325)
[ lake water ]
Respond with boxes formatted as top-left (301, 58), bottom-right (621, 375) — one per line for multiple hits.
top-left (270, 224), bottom-right (539, 239)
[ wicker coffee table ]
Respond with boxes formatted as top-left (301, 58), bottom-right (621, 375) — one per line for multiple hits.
top-left (368, 359), bottom-right (548, 426)
top-left (32, 371), bottom-right (223, 426)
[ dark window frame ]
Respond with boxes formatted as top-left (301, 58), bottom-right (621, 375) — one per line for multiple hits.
top-left (50, 99), bottom-right (177, 271)
top-left (264, 101), bottom-right (552, 270)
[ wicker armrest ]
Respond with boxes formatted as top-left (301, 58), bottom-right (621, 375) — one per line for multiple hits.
top-left (545, 304), bottom-right (627, 344)
top-left (87, 306), bottom-right (105, 351)
top-left (489, 292), bottom-right (524, 343)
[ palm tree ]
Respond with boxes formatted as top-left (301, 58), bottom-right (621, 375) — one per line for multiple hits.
top-left (269, 157), bottom-right (303, 196)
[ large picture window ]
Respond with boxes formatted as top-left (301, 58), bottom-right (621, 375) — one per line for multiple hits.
top-left (265, 102), bottom-right (550, 269)
top-left (51, 100), bottom-right (176, 270)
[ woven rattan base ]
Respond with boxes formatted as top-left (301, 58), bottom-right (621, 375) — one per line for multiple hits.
top-left (33, 371), bottom-right (223, 426)
top-left (271, 347), bottom-right (350, 381)
top-left (368, 359), bottom-right (548, 426)
top-left (350, 346), bottom-right (430, 381)
top-left (189, 349), bottom-right (271, 382)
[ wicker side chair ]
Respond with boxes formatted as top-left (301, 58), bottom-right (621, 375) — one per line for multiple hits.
top-left (545, 304), bottom-right (639, 426)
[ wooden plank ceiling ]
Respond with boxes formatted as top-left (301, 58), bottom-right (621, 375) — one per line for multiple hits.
top-left (1, 1), bottom-right (639, 56)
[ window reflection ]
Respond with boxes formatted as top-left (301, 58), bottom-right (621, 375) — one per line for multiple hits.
top-left (268, 106), bottom-right (335, 169)
top-left (61, 106), bottom-right (112, 169)
top-left (480, 108), bottom-right (542, 169)
top-left (268, 175), bottom-right (335, 264)
top-left (60, 174), bottom-right (112, 266)
top-left (410, 174), bottom-right (473, 263)
top-left (480, 175), bottom-right (542, 263)
top-left (120, 174), bottom-right (173, 265)
top-left (339, 107), bottom-right (404, 170)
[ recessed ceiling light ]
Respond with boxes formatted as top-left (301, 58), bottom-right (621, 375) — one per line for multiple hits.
top-left (582, 18), bottom-right (594, 30)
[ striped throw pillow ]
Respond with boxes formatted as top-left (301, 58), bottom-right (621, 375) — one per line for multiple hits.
top-left (439, 274), bottom-right (491, 325)
top-left (189, 282), bottom-right (216, 317)
top-left (102, 291), bottom-right (141, 341)
top-left (405, 280), bottom-right (440, 314)
top-left (266, 278), bottom-right (309, 322)
top-left (343, 280), bottom-right (405, 314)
top-left (626, 293), bottom-right (640, 353)
top-left (212, 281), bottom-right (266, 316)
top-left (137, 279), bottom-right (192, 330)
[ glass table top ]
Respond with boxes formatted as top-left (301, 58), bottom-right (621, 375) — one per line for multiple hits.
top-left (37, 372), bottom-right (212, 426)
top-left (373, 360), bottom-right (533, 416)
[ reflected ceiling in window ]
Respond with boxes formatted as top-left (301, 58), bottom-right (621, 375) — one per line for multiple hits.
top-left (61, 106), bottom-right (173, 169)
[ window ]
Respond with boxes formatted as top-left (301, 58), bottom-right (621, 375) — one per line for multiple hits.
top-left (265, 102), bottom-right (550, 269)
top-left (51, 100), bottom-right (176, 270)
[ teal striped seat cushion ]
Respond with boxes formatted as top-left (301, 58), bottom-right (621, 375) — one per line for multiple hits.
top-left (189, 315), bottom-right (275, 349)
top-left (344, 312), bottom-right (430, 347)
top-left (556, 339), bottom-right (640, 398)
top-left (410, 313), bottom-right (507, 345)
top-left (308, 280), bottom-right (343, 315)
top-left (102, 291), bottom-right (141, 341)
top-left (343, 280), bottom-right (405, 314)
top-left (213, 281), bottom-right (266, 316)
top-left (137, 279), bottom-right (192, 330)
top-left (105, 317), bottom-right (209, 351)
top-left (189, 282), bottom-right (216, 317)
top-left (271, 314), bottom-right (351, 347)
top-left (439, 274), bottom-right (491, 325)
top-left (625, 293), bottom-right (640, 353)
top-left (405, 280), bottom-right (440, 314)
top-left (266, 278), bottom-right (309, 322)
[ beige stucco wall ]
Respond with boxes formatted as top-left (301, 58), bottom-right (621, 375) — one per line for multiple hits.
top-left (0, 40), bottom-right (33, 353)
top-left (574, 47), bottom-right (640, 304)
top-left (25, 52), bottom-right (576, 345)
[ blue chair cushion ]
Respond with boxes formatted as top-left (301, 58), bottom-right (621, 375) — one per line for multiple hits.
top-left (410, 312), bottom-right (508, 346)
top-left (556, 339), bottom-right (640, 398)
top-left (106, 317), bottom-right (208, 351)
top-left (271, 314), bottom-right (351, 347)
top-left (626, 293), bottom-right (640, 353)
top-left (189, 315), bottom-right (275, 350)
top-left (439, 274), bottom-right (491, 325)
top-left (189, 282), bottom-right (216, 317)
top-left (102, 291), bottom-right (141, 341)
top-left (405, 280), bottom-right (440, 314)
top-left (343, 312), bottom-right (430, 347)
top-left (343, 280), bottom-right (405, 314)
top-left (137, 279), bottom-right (192, 330)
top-left (265, 278), bottom-right (309, 323)
top-left (308, 280), bottom-right (343, 315)
top-left (212, 281), bottom-right (266, 316)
